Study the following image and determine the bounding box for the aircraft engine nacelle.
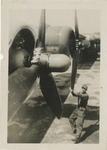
[45,27,75,57]
[9,27,74,74]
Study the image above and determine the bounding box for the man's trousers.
[69,108,85,139]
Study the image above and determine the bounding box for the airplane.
[78,33,100,61]
[8,9,81,122]
[83,33,100,50]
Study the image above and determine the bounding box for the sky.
[46,9,100,34]
[9,9,100,38]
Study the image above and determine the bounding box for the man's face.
[81,87,86,93]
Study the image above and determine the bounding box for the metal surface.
[8,65,39,120]
[37,9,45,48]
[40,73,62,119]
[46,27,75,56]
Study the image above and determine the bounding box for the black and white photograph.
[1,0,107,149]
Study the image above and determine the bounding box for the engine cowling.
[45,26,75,57]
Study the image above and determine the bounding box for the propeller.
[71,10,79,90]
[39,10,62,119]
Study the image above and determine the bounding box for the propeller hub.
[31,47,43,64]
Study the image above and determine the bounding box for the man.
[69,84,89,143]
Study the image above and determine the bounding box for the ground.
[8,55,100,144]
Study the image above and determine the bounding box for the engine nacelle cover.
[45,26,75,57]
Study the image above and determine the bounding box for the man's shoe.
[71,135,76,141]
[75,137,80,143]
[71,136,80,144]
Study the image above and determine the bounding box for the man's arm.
[71,89,89,99]
[71,89,79,97]
[78,93,89,99]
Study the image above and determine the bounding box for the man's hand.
[70,88,78,97]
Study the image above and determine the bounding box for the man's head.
[81,84,88,93]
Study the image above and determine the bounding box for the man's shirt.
[72,91,89,108]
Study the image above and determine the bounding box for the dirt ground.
[8,56,100,144]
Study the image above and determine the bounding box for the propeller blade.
[37,9,62,118]
[40,72,62,119]
[71,10,79,90]
[71,49,79,90]
[75,10,79,40]
[8,65,39,120]
[37,9,45,48]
